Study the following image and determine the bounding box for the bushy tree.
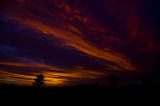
[33,74,44,88]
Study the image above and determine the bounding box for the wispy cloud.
[1,0,158,86]
[0,61,104,86]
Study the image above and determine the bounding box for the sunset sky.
[0,0,159,86]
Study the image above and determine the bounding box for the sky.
[0,0,159,86]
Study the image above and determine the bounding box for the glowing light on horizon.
[0,61,105,86]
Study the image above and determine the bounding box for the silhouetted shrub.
[33,74,44,88]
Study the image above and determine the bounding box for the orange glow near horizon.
[0,61,105,86]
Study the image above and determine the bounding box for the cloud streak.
[0,61,104,86]
[0,0,158,86]
[12,18,134,70]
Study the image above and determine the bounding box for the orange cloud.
[0,62,63,71]
[0,62,104,86]
[0,71,67,86]
[11,18,135,71]
[4,0,136,71]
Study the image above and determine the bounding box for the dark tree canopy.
[33,74,44,88]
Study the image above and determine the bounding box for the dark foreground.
[0,83,160,100]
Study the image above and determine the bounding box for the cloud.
[0,61,104,86]
[12,17,135,71]
[1,0,158,86]
[2,0,136,71]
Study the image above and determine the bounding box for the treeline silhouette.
[0,74,160,98]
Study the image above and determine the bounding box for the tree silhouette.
[33,74,44,88]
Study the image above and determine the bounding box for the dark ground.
[0,84,160,105]
[0,81,160,99]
